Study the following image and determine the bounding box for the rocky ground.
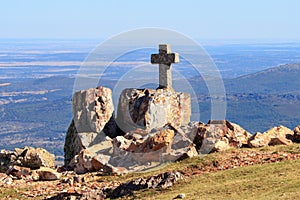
[1,144,300,199]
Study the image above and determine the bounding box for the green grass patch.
[133,159,300,200]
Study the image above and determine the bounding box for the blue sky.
[1,0,300,40]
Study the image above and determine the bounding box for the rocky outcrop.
[116,88,191,133]
[64,85,300,175]
[64,86,195,173]
[0,146,55,172]
[0,146,60,182]
[193,120,251,153]
[64,87,118,166]
[248,126,294,148]
[13,146,55,169]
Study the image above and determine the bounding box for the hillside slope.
[226,63,300,94]
[1,144,299,199]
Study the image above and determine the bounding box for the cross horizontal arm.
[151,53,179,65]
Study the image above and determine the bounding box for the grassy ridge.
[135,159,299,200]
[129,144,300,200]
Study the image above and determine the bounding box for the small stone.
[36,167,61,181]
[3,176,13,185]
[31,170,40,181]
[73,175,84,183]
[175,193,186,199]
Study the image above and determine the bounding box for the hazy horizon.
[1,1,300,40]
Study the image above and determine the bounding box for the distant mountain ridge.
[226,63,300,94]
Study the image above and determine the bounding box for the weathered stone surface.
[1,147,55,170]
[294,126,300,142]
[127,129,174,153]
[31,170,40,181]
[17,146,55,169]
[64,85,194,172]
[175,193,186,199]
[248,126,293,148]
[68,125,200,174]
[36,167,61,181]
[6,165,31,179]
[214,137,230,152]
[164,145,198,161]
[110,171,184,198]
[116,88,191,133]
[72,86,115,134]
[194,120,251,153]
[0,173,12,185]
[151,44,179,89]
[70,149,95,174]
[179,121,203,142]
[247,132,269,148]
[70,149,128,175]
[64,86,118,166]
[0,150,13,173]
[64,120,82,166]
[266,126,294,146]
[0,146,55,172]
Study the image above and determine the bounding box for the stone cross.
[151,44,179,89]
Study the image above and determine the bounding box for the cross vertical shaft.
[151,44,179,90]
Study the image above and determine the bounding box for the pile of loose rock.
[65,119,300,175]
[0,146,60,182]
[63,86,300,175]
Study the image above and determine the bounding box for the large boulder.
[72,86,115,134]
[0,150,13,173]
[36,167,61,181]
[64,87,118,166]
[193,120,251,153]
[13,146,55,169]
[116,88,191,133]
[294,126,300,142]
[248,125,294,148]
[247,132,269,148]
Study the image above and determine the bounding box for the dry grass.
[133,158,300,200]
